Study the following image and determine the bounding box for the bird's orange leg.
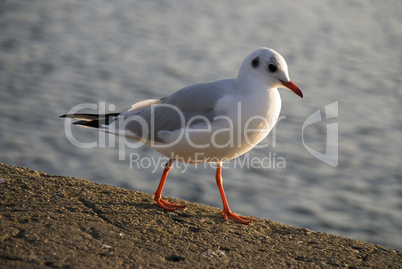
[215,164,255,224]
[153,159,186,211]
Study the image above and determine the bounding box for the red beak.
[279,79,303,98]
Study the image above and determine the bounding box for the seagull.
[61,47,303,224]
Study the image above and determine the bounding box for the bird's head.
[239,47,303,98]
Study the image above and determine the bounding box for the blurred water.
[1,0,401,249]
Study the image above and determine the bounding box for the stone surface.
[0,162,401,268]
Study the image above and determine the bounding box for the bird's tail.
[60,113,120,129]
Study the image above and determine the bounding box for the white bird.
[61,47,303,224]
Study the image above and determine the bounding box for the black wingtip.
[60,113,121,129]
[72,120,103,129]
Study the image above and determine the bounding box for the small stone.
[201,249,226,260]
[101,244,112,249]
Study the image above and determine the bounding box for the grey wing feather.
[110,79,233,141]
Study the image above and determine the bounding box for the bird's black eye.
[268,63,277,72]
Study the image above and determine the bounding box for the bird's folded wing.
[107,79,234,142]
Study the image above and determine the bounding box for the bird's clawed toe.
[155,197,186,211]
[222,209,255,225]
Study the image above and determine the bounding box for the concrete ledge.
[0,162,401,268]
